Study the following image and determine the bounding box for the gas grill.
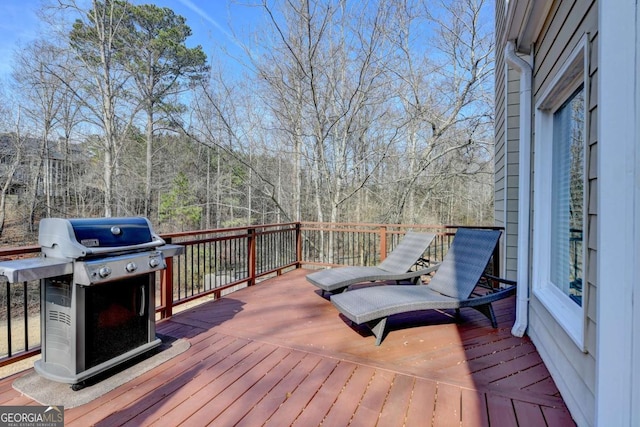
[0,217,182,387]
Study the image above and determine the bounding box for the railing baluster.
[6,280,11,358]
[190,244,194,297]
[23,281,28,351]
[177,249,183,301]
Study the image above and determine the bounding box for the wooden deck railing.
[157,223,301,318]
[0,222,501,368]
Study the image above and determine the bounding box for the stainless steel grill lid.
[0,217,182,283]
[39,217,165,259]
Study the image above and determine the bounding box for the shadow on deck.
[0,268,574,426]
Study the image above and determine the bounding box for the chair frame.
[330,229,516,345]
[306,231,437,295]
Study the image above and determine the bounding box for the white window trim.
[532,35,588,350]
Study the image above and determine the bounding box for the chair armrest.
[412,262,441,276]
[483,273,517,287]
[415,257,432,268]
[478,273,517,292]
[463,285,517,306]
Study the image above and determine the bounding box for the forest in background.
[0,0,495,245]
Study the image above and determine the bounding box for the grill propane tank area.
[0,217,183,389]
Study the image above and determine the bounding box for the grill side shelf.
[0,258,73,283]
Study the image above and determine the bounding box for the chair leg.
[368,317,388,346]
[472,304,498,328]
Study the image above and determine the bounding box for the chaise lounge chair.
[306,231,437,295]
[330,228,516,345]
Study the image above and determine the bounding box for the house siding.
[494,0,520,281]
[494,0,506,232]
[504,74,520,282]
[529,1,598,426]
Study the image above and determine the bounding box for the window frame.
[532,35,589,350]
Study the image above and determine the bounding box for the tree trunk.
[145,108,153,218]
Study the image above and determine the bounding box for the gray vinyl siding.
[585,32,598,361]
[504,73,520,281]
[494,1,520,281]
[527,1,598,426]
[493,0,519,280]
[494,0,506,236]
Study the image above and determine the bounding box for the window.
[533,36,588,348]
[551,86,585,306]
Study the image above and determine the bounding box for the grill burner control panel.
[74,250,167,285]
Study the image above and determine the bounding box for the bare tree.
[53,56,83,216]
[379,0,495,223]
[249,1,397,225]
[42,0,137,217]
[11,39,68,226]
[0,89,25,237]
[185,74,292,227]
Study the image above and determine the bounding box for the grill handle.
[83,240,164,256]
[139,285,146,316]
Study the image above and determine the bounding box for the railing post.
[379,226,387,261]
[248,227,256,286]
[160,237,174,319]
[296,222,302,268]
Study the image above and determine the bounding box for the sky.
[0,0,261,82]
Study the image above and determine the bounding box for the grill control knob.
[126,262,138,272]
[98,266,111,278]
[149,258,160,268]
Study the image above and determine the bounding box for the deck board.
[350,369,394,426]
[461,388,489,427]
[261,357,339,427]
[290,360,355,427]
[377,373,414,427]
[236,353,323,427]
[404,377,437,426]
[486,394,519,427]
[0,268,574,426]
[320,364,376,426]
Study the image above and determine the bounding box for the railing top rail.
[300,221,443,229]
[300,223,503,235]
[0,223,505,257]
[0,245,40,259]
[171,225,297,246]
[161,222,299,239]
[0,223,504,257]
[301,221,501,229]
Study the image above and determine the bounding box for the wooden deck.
[0,268,574,426]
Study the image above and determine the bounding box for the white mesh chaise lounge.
[330,228,516,345]
[306,231,437,295]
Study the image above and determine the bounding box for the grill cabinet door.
[84,275,153,369]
